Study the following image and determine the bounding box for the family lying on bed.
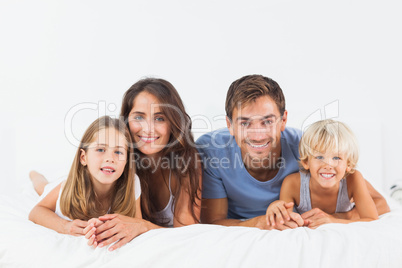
[28,75,390,251]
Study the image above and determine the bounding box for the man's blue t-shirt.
[196,127,301,219]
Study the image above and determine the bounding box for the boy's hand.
[266,201,305,230]
[301,208,336,229]
[266,201,293,227]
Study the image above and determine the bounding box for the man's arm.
[201,198,270,229]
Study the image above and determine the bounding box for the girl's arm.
[95,214,162,251]
[28,182,87,235]
[85,194,144,247]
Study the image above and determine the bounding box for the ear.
[280,110,288,132]
[80,149,87,166]
[301,159,309,171]
[226,116,234,136]
[346,165,352,173]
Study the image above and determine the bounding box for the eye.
[132,115,143,121]
[263,119,274,126]
[115,150,125,155]
[333,156,341,160]
[155,116,165,122]
[315,155,324,160]
[96,148,105,153]
[240,121,249,127]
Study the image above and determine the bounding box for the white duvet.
[1,186,402,268]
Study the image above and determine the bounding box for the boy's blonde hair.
[299,119,359,175]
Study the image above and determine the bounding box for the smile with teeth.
[247,142,269,148]
[101,168,115,174]
[320,173,335,179]
[139,136,159,143]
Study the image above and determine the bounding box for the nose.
[322,159,336,169]
[141,118,155,134]
[105,150,115,163]
[246,124,269,142]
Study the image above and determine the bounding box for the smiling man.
[196,75,302,229]
[196,74,389,230]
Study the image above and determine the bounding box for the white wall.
[1,0,401,194]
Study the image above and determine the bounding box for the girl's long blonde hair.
[60,116,136,220]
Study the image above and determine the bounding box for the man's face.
[227,95,287,167]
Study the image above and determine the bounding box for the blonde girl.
[29,116,141,247]
[266,119,379,228]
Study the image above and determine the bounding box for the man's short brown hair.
[225,74,286,120]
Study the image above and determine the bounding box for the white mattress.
[1,186,402,268]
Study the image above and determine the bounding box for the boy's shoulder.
[283,172,302,188]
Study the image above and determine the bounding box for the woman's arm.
[28,182,87,235]
[173,163,202,227]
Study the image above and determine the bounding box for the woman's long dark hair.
[121,78,200,225]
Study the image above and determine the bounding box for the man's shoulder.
[196,128,232,146]
[281,127,302,145]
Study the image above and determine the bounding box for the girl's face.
[128,91,171,157]
[302,150,351,189]
[80,128,128,190]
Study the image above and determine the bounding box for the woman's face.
[128,91,171,157]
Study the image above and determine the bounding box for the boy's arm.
[29,183,87,235]
[275,173,305,228]
[333,171,390,220]
[346,172,378,221]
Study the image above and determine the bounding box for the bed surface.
[1,186,402,268]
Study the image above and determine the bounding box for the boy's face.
[226,95,287,168]
[301,150,351,188]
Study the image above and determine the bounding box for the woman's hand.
[95,214,157,251]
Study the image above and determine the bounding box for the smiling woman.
[119,78,202,228]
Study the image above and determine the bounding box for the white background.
[1,0,401,194]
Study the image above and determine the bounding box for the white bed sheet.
[1,186,402,268]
